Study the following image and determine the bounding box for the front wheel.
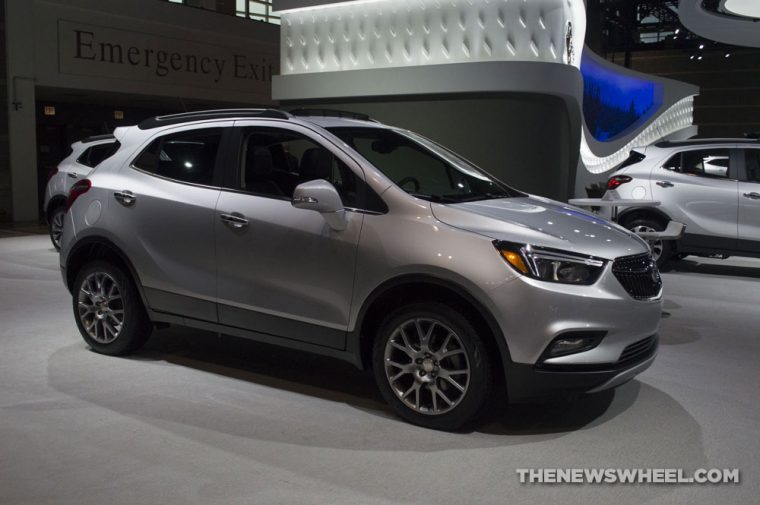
[72,261,152,356]
[626,218,674,268]
[372,303,493,430]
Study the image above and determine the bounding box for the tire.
[48,205,66,251]
[625,217,674,268]
[72,260,152,356]
[372,302,493,431]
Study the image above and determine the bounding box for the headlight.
[495,241,606,285]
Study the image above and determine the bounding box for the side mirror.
[291,179,347,231]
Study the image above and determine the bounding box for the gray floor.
[1,233,758,505]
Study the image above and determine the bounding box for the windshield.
[327,127,522,203]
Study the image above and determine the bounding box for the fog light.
[542,332,606,360]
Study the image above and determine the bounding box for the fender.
[347,273,513,374]
[64,236,151,311]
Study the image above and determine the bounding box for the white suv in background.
[605,139,760,266]
[43,135,119,249]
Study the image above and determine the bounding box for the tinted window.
[745,149,760,183]
[662,153,681,171]
[132,129,222,186]
[238,127,363,207]
[328,127,520,203]
[666,149,731,178]
[77,142,120,168]
[618,151,646,170]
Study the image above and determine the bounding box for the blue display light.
[581,52,664,142]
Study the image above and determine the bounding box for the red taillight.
[46,168,59,183]
[66,179,92,211]
[607,175,632,190]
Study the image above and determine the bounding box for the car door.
[214,122,367,349]
[650,147,739,247]
[107,123,231,322]
[738,147,760,251]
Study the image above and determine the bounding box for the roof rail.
[138,109,291,130]
[81,134,116,144]
[289,108,375,122]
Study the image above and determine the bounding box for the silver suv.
[60,109,661,430]
[605,139,760,266]
[43,135,119,250]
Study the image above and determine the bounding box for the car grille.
[618,335,658,366]
[612,253,662,300]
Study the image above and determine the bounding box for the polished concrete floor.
[1,232,759,505]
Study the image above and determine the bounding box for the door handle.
[220,213,249,229]
[113,190,136,207]
[67,172,79,179]
[656,181,674,188]
[743,192,760,200]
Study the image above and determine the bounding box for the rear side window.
[663,149,731,179]
[132,129,222,186]
[76,142,120,168]
[744,149,760,183]
[618,151,646,170]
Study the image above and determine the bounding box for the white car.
[43,135,119,249]
[605,138,760,266]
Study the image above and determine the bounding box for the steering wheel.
[397,176,421,193]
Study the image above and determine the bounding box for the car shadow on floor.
[663,258,760,279]
[131,325,627,436]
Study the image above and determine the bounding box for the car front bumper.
[505,335,658,401]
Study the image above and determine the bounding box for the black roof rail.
[138,109,290,130]
[289,108,375,122]
[81,134,116,144]
[654,138,759,148]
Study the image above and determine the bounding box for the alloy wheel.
[383,318,470,416]
[77,272,125,344]
[50,210,64,249]
[631,225,664,262]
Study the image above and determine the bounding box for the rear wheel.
[372,302,493,430]
[48,206,65,251]
[72,261,152,356]
[625,218,674,268]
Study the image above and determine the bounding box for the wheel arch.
[617,206,672,228]
[45,196,68,223]
[65,236,149,310]
[350,275,511,380]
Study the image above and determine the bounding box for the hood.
[431,195,649,260]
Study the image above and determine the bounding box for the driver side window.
[238,127,360,207]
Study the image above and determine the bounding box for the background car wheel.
[625,218,674,268]
[72,261,152,356]
[48,206,65,251]
[372,302,493,431]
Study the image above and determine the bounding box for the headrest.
[249,148,273,177]
[300,147,333,180]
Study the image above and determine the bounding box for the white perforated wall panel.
[580,97,696,174]
[280,0,586,75]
